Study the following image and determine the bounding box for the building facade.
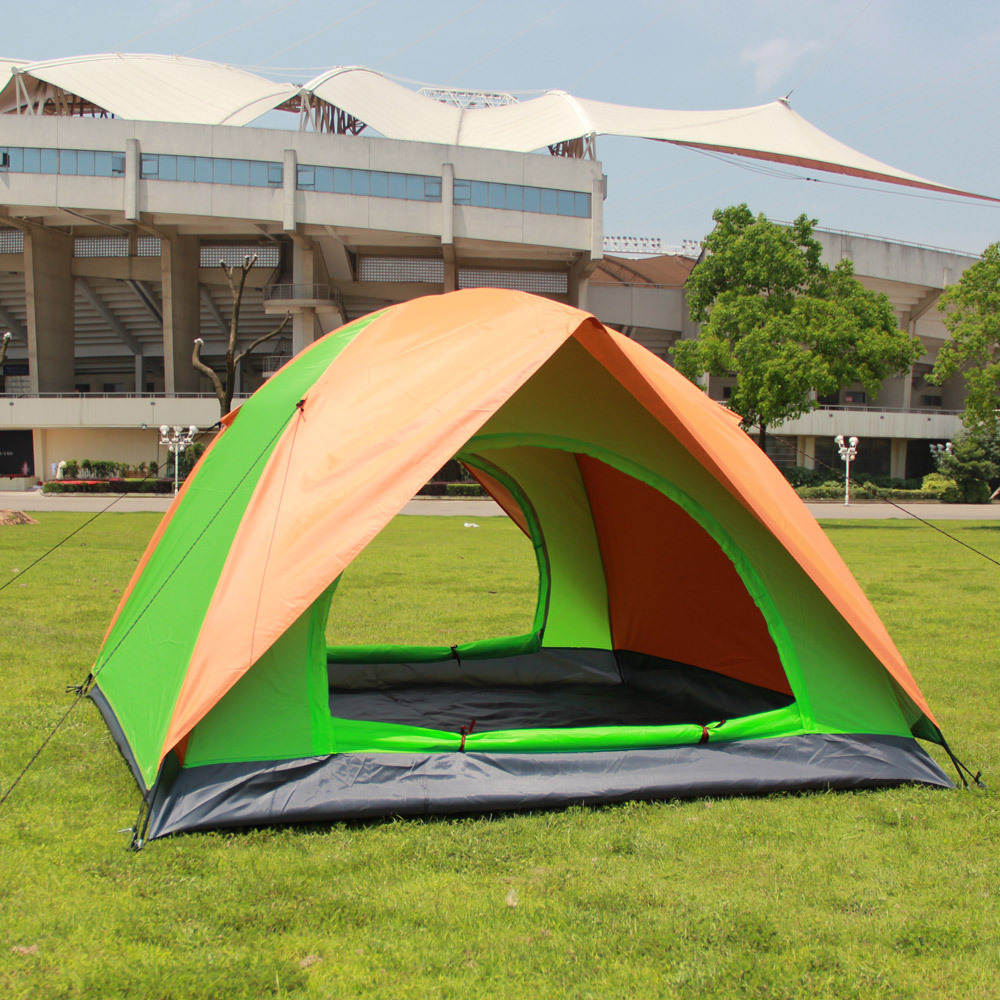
[590,233,973,481]
[0,55,980,485]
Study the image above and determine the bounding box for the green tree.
[932,424,1000,503]
[930,242,1000,429]
[672,205,922,451]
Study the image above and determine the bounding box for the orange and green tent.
[90,288,952,840]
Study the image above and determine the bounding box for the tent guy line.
[0,417,286,820]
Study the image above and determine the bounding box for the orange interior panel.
[577,454,791,694]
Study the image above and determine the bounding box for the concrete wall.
[777,407,963,440]
[813,230,976,288]
[586,284,685,331]
[3,395,225,430]
[39,427,163,474]
[0,115,599,253]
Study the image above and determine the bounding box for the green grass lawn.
[1,513,998,999]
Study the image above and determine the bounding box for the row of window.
[0,147,592,218]
[0,146,125,176]
[140,154,283,187]
[454,179,591,218]
[296,164,442,202]
[293,168,590,217]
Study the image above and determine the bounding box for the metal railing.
[0,392,251,400]
[589,280,681,290]
[773,221,981,260]
[812,403,963,416]
[262,355,291,374]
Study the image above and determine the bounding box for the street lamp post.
[159,424,198,495]
[929,441,953,466]
[834,435,859,506]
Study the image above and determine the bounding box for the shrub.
[794,484,941,501]
[61,460,79,479]
[853,472,922,491]
[433,459,465,482]
[795,485,844,499]
[781,466,828,488]
[445,482,486,497]
[42,479,172,495]
[963,478,992,503]
[921,473,962,502]
[178,442,206,479]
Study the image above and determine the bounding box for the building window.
[141,153,283,188]
[297,164,442,203]
[201,244,281,268]
[453,178,590,218]
[358,257,445,282]
[458,269,568,293]
[1,145,124,177]
[0,229,24,253]
[74,237,129,258]
[921,395,943,407]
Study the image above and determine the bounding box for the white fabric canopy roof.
[0,53,296,125]
[0,55,990,202]
[0,58,26,88]
[307,69,992,201]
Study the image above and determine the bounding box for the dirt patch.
[0,510,38,526]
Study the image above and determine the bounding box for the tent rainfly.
[91,289,953,841]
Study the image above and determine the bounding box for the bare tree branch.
[192,337,225,408]
[0,332,11,367]
[223,254,256,359]
[234,313,290,366]
[195,255,294,417]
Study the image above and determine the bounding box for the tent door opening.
[323,448,797,753]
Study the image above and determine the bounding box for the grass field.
[1,512,998,999]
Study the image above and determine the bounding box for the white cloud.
[740,37,822,94]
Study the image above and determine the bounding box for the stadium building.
[0,54,985,484]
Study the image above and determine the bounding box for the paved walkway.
[4,490,1000,520]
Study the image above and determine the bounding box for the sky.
[5,0,1000,255]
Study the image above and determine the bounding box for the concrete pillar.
[135,353,144,393]
[291,239,317,354]
[283,149,297,232]
[32,429,46,484]
[799,436,816,470]
[590,175,604,268]
[567,268,580,307]
[24,226,75,392]
[890,438,908,479]
[441,163,457,292]
[124,138,140,221]
[161,233,201,392]
[901,356,915,411]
